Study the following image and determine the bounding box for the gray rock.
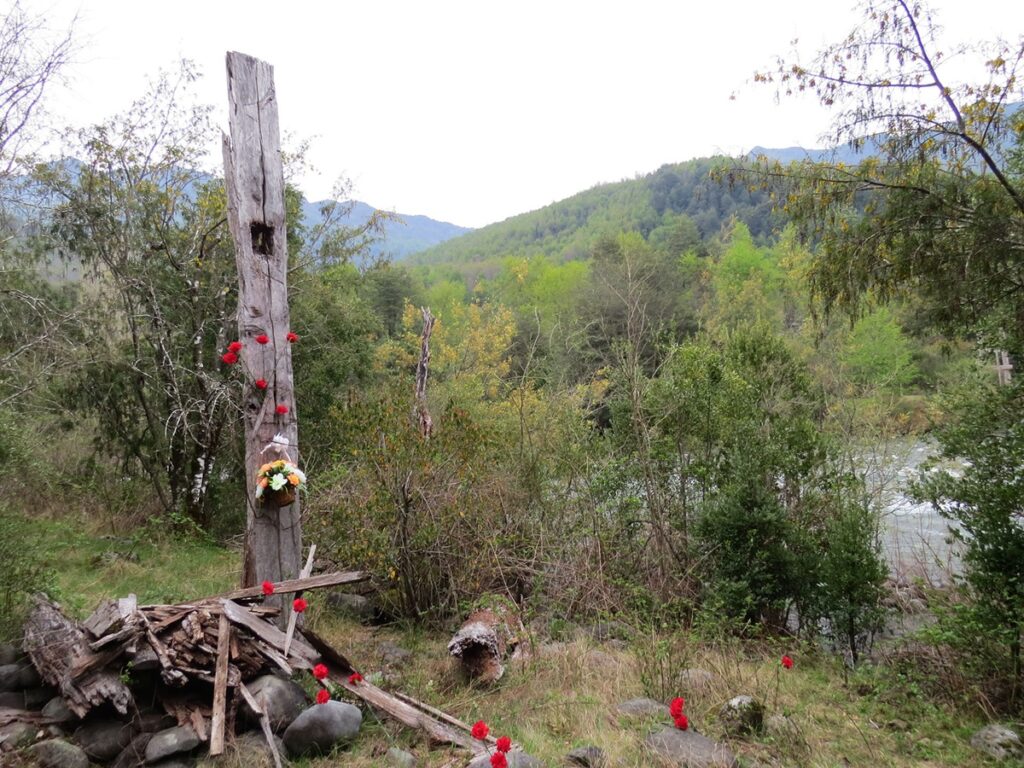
[677,668,717,692]
[644,727,738,768]
[970,724,1023,761]
[0,690,23,708]
[386,746,417,767]
[719,695,764,736]
[283,700,362,757]
[0,643,21,665]
[30,738,90,768]
[615,697,666,718]
[0,720,39,749]
[112,732,154,768]
[567,744,607,766]
[23,685,57,708]
[241,674,309,732]
[327,592,376,621]
[379,641,414,668]
[585,650,618,672]
[41,696,77,723]
[468,751,543,768]
[74,719,136,760]
[0,660,40,691]
[229,731,286,767]
[145,725,201,763]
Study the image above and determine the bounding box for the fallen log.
[23,595,133,718]
[447,602,529,684]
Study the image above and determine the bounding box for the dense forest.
[2,1,1024,766]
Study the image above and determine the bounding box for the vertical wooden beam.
[222,51,302,626]
[208,613,231,756]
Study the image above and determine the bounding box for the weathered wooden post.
[222,51,302,625]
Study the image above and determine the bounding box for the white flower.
[291,468,307,484]
[270,474,287,491]
[255,484,264,498]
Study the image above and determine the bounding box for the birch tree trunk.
[222,51,301,626]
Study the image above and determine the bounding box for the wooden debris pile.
[12,566,495,765]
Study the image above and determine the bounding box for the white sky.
[23,0,1024,228]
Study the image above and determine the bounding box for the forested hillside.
[409,157,780,268]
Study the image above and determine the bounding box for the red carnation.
[261,580,274,596]
[348,672,363,685]
[669,696,685,719]
[276,404,288,414]
[471,720,489,740]
[227,340,243,353]
[490,753,508,768]
[316,688,330,705]
[313,663,328,681]
[255,334,269,345]
[286,331,299,343]
[292,597,307,613]
[674,713,689,731]
[255,378,268,390]
[221,352,238,365]
[495,735,512,753]
[781,655,794,669]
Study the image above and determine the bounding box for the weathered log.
[22,595,132,718]
[223,50,302,626]
[447,605,528,684]
[209,613,231,756]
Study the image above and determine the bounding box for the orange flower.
[288,474,300,486]
[259,478,269,488]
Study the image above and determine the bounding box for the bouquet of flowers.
[255,459,306,506]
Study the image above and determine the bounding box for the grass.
[6,517,1018,768]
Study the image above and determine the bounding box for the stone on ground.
[42,695,76,723]
[567,744,607,766]
[616,697,666,718]
[242,673,309,732]
[112,731,153,768]
[645,726,738,768]
[719,695,764,735]
[282,700,362,757]
[677,669,716,692]
[970,724,1023,761]
[386,746,417,767]
[0,721,40,749]
[144,725,201,763]
[74,719,135,760]
[30,737,90,768]
[0,660,41,691]
[327,592,376,622]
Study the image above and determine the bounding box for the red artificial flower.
[674,713,689,731]
[276,404,289,414]
[781,655,794,669]
[490,753,508,768]
[292,597,307,613]
[286,331,299,343]
[261,580,274,596]
[471,720,489,740]
[221,352,238,365]
[316,688,330,705]
[255,334,269,345]
[255,378,268,390]
[348,672,363,685]
[495,735,512,753]
[313,663,329,681]
[227,340,243,353]
[670,696,685,719]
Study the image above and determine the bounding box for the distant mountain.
[408,156,780,267]
[300,198,471,261]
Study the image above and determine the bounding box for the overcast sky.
[23,0,1024,228]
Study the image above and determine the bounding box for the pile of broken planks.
[13,566,498,766]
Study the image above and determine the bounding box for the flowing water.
[861,437,963,584]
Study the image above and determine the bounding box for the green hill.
[409,156,779,266]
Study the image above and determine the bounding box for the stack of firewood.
[5,567,498,766]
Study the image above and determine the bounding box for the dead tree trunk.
[414,306,434,439]
[446,602,529,684]
[222,51,301,626]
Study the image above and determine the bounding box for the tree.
[748,0,1024,352]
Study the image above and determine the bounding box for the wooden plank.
[301,627,485,754]
[196,570,367,603]
[282,545,315,656]
[209,613,231,756]
[223,50,302,626]
[218,599,316,665]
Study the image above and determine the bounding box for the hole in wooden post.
[250,222,274,255]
